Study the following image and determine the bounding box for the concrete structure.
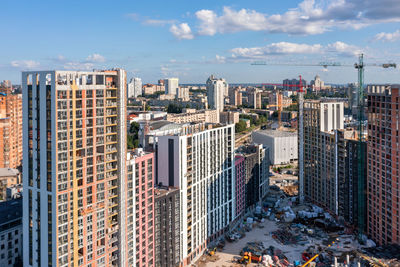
[238,144,270,209]
[0,198,22,266]
[310,75,325,91]
[143,84,165,95]
[337,129,367,231]
[176,87,189,101]
[367,84,400,245]
[252,130,298,165]
[0,91,22,169]
[220,111,239,125]
[6,183,22,200]
[22,69,127,267]
[207,75,228,112]
[234,155,245,219]
[127,77,142,98]
[166,109,219,124]
[283,78,306,91]
[165,78,179,96]
[157,123,235,266]
[229,87,242,106]
[124,149,155,266]
[248,88,262,109]
[0,168,20,201]
[154,186,180,267]
[301,99,344,215]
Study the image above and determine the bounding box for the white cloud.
[182,0,400,38]
[230,41,362,59]
[10,60,40,69]
[374,29,400,42]
[215,55,226,63]
[86,53,105,63]
[169,23,194,40]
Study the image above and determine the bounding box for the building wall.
[0,93,22,169]
[367,85,400,245]
[166,110,219,124]
[22,70,126,267]
[207,76,227,112]
[234,155,245,218]
[251,131,298,165]
[154,187,180,267]
[157,124,235,266]
[165,78,179,96]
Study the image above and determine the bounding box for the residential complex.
[0,198,22,266]
[0,90,22,169]
[166,109,219,124]
[207,75,228,112]
[154,186,180,267]
[234,155,245,220]
[127,77,142,98]
[157,123,235,265]
[367,84,400,245]
[165,78,179,96]
[22,70,127,267]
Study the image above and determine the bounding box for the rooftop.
[0,168,19,177]
[0,198,22,226]
[154,185,179,198]
[254,129,298,138]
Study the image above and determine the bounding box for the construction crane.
[252,55,396,241]
[301,238,339,267]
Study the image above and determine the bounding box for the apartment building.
[220,111,239,125]
[337,129,367,231]
[0,90,22,169]
[165,78,179,96]
[127,77,142,98]
[238,144,270,209]
[301,99,344,214]
[229,87,242,107]
[234,155,245,220]
[247,88,262,109]
[123,149,155,267]
[157,123,235,266]
[22,69,127,267]
[166,109,219,124]
[154,186,180,267]
[207,75,228,112]
[367,85,400,245]
[0,198,22,266]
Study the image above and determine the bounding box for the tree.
[235,120,247,133]
[128,121,140,149]
[167,103,182,113]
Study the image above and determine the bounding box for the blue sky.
[1,0,400,84]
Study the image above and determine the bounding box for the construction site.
[195,185,399,267]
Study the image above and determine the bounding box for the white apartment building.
[127,77,142,98]
[22,70,127,267]
[157,123,235,266]
[207,75,228,112]
[165,78,179,96]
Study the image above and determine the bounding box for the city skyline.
[1,0,400,84]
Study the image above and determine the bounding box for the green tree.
[167,103,182,113]
[235,120,247,133]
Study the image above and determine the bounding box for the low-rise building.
[0,168,19,201]
[0,198,22,266]
[154,186,180,267]
[252,130,298,165]
[166,109,219,124]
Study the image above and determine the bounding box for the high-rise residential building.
[165,78,179,96]
[22,69,127,267]
[367,84,400,245]
[156,123,235,266]
[0,90,22,169]
[283,78,307,91]
[247,88,262,109]
[127,77,142,98]
[310,75,325,91]
[336,129,367,231]
[154,186,180,267]
[229,87,242,106]
[123,149,154,267]
[301,99,344,214]
[238,144,270,209]
[234,155,245,220]
[207,75,228,112]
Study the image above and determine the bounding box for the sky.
[1,0,400,85]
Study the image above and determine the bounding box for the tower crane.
[252,55,396,242]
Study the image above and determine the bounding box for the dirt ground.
[197,218,359,267]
